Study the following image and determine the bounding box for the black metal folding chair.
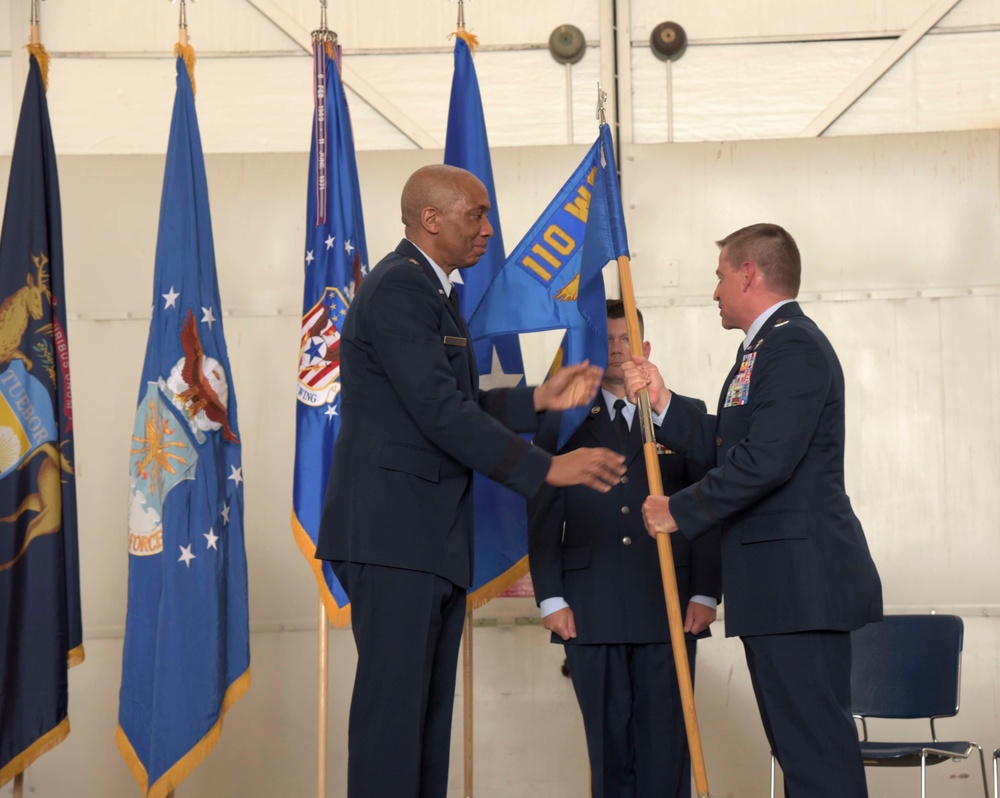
[769,615,988,797]
[850,614,988,797]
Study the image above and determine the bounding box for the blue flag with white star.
[292,40,368,626]
[444,33,533,603]
[116,58,250,798]
[0,50,84,791]
[469,124,627,449]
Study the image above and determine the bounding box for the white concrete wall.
[1,128,999,796]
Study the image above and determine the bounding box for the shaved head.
[401,164,483,230]
[400,164,493,273]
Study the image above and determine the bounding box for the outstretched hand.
[534,361,604,412]
[546,447,626,493]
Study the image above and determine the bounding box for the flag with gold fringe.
[291,37,368,626]
[0,45,84,791]
[116,54,250,798]
[444,31,534,606]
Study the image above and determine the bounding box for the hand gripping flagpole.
[599,86,712,798]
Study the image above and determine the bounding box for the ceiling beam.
[242,0,438,149]
[799,0,965,137]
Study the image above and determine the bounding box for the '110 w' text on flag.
[469,124,629,450]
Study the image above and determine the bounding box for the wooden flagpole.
[617,257,711,798]
[317,597,329,798]
[462,607,474,797]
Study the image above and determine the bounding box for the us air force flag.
[116,58,250,798]
[292,39,368,626]
[444,32,531,603]
[0,50,83,790]
[468,124,628,448]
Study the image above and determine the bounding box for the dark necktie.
[448,287,461,315]
[612,399,630,451]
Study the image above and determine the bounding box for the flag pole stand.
[617,255,711,798]
[462,607,474,797]
[13,773,23,798]
[317,596,329,798]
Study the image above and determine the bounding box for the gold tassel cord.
[174,42,197,97]
[449,29,480,54]
[27,43,50,91]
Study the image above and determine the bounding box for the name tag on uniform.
[724,351,756,407]
[443,336,468,347]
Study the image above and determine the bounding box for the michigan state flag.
[469,124,627,449]
[291,38,368,626]
[0,49,83,791]
[116,57,250,798]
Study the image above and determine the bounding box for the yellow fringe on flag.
[0,716,70,790]
[291,510,353,628]
[466,555,531,610]
[27,43,50,91]
[174,42,197,97]
[449,29,480,54]
[116,668,251,798]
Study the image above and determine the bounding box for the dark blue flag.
[0,50,83,791]
[444,33,532,602]
[291,40,368,626]
[469,124,628,449]
[116,58,250,798]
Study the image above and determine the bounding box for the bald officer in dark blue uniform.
[633,224,882,798]
[316,164,626,798]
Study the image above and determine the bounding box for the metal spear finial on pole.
[170,0,193,48]
[456,0,465,31]
[596,83,608,126]
[30,0,44,46]
[312,0,337,46]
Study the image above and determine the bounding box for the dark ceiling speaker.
[650,21,687,62]
[548,24,587,65]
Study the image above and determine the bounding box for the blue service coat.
[529,399,722,645]
[315,239,551,588]
[662,302,882,637]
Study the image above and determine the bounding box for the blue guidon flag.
[116,56,250,798]
[0,48,83,790]
[291,37,368,626]
[469,124,628,449]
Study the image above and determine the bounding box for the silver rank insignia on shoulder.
[773,319,789,327]
[408,258,420,266]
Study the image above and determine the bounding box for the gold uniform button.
[620,476,629,485]
[621,506,630,515]
[622,536,632,546]
[715,435,722,446]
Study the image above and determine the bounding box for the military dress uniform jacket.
[315,239,551,589]
[661,302,882,638]
[528,399,722,645]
